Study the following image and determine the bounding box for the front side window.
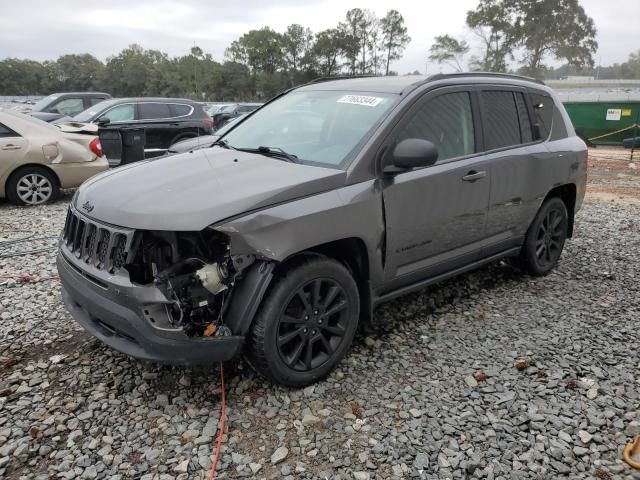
[481,91,523,150]
[397,91,475,162]
[103,104,135,123]
[139,103,171,120]
[51,98,84,116]
[222,91,396,168]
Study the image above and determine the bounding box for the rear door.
[137,102,174,153]
[381,86,491,291]
[0,122,29,186]
[480,88,552,256]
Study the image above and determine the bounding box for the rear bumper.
[57,251,244,365]
[52,158,109,189]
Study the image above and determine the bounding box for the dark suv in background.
[28,92,112,122]
[58,73,587,386]
[211,102,262,129]
[70,98,213,161]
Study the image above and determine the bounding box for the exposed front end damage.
[125,229,258,337]
[57,205,274,364]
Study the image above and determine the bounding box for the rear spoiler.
[56,121,99,135]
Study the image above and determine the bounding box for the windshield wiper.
[255,146,300,163]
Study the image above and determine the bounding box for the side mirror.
[97,116,111,126]
[384,138,438,174]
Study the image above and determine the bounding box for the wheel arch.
[543,183,577,238]
[225,237,373,335]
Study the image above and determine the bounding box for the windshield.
[221,91,396,168]
[73,98,121,122]
[31,94,59,112]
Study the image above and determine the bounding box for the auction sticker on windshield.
[337,95,384,107]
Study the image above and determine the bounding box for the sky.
[1,0,638,73]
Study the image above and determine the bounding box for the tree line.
[1,1,638,101]
[0,8,410,101]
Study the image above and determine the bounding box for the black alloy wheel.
[276,278,349,372]
[520,197,568,276]
[247,257,360,387]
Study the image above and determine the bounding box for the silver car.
[57,74,587,386]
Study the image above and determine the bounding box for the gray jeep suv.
[57,73,587,386]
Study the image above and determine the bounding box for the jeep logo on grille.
[82,201,94,213]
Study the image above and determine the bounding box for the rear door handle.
[462,170,486,182]
[1,144,21,151]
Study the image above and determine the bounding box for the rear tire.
[246,257,360,387]
[6,166,59,206]
[519,197,568,276]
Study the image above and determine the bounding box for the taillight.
[89,137,103,158]
[203,118,214,130]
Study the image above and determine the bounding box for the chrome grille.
[61,207,134,273]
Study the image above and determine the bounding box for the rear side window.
[481,91,522,150]
[397,91,475,161]
[139,103,171,120]
[170,104,193,117]
[89,97,108,106]
[529,92,553,139]
[0,123,19,138]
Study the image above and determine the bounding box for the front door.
[381,88,490,292]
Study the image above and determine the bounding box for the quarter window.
[139,103,171,120]
[529,92,553,140]
[481,91,523,150]
[0,123,19,138]
[397,91,475,162]
[170,104,192,117]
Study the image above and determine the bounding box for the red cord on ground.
[0,273,60,283]
[209,362,226,480]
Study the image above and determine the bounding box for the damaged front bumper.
[56,205,274,365]
[58,251,244,364]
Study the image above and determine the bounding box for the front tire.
[246,257,360,387]
[6,167,59,206]
[519,197,568,276]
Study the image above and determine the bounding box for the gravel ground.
[1,159,640,479]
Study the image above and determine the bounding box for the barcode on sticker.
[337,95,384,107]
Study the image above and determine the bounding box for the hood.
[168,134,219,154]
[75,147,347,231]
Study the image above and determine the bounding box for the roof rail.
[306,75,378,85]
[427,72,545,85]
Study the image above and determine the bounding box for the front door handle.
[1,144,21,151]
[462,170,486,182]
